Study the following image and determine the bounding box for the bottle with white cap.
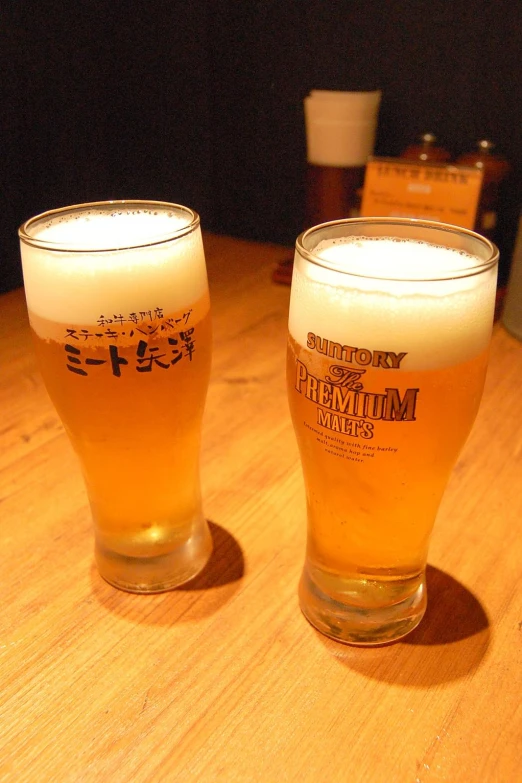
[303,90,381,228]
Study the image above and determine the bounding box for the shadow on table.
[320,565,491,686]
[90,520,245,626]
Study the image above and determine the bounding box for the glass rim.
[295,217,499,282]
[18,200,200,253]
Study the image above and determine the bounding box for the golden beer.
[287,219,498,644]
[19,202,212,592]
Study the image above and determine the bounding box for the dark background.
[2,0,521,293]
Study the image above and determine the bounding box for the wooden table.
[1,234,521,783]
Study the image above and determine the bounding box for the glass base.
[95,518,212,594]
[299,565,427,646]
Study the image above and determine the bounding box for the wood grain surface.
[1,234,521,783]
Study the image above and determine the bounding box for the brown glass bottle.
[456,140,511,239]
[304,164,364,228]
[400,133,452,163]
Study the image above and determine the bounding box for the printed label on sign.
[360,157,483,229]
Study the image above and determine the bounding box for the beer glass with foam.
[19,201,212,593]
[287,218,498,644]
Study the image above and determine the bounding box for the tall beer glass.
[287,218,498,644]
[19,201,212,593]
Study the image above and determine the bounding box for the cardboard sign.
[360,157,483,229]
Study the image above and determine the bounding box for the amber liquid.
[287,334,489,608]
[31,296,212,573]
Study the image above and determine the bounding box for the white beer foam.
[21,207,208,326]
[289,237,497,370]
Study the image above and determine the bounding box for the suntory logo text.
[306,332,407,369]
